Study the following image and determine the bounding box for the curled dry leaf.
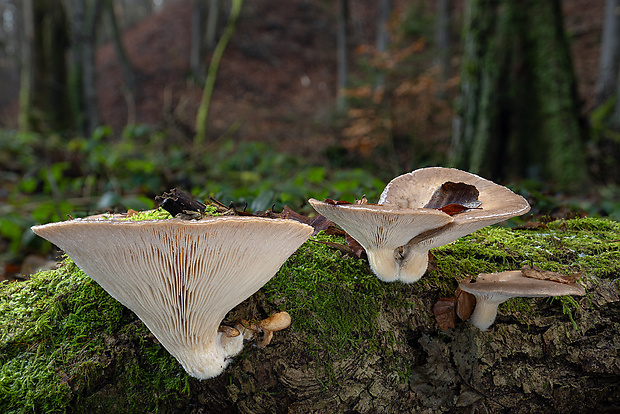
[434,297,457,332]
[455,287,476,322]
[424,181,482,215]
[324,198,352,205]
[521,265,582,285]
[438,203,482,216]
[345,232,367,259]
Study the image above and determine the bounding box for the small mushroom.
[255,311,292,348]
[31,216,312,379]
[459,270,586,331]
[310,167,530,283]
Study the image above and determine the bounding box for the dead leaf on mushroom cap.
[521,265,582,285]
[424,181,482,215]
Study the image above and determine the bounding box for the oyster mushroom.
[31,216,312,379]
[311,167,530,283]
[459,270,586,331]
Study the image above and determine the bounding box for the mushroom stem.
[218,329,245,359]
[367,247,400,282]
[468,295,510,331]
[396,248,430,283]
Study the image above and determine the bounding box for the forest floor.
[0,0,604,163]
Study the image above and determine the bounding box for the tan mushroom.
[308,200,453,282]
[255,311,292,348]
[31,216,312,379]
[459,270,586,331]
[310,167,530,283]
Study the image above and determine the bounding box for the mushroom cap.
[380,167,531,247]
[459,270,586,301]
[31,216,312,379]
[257,311,292,332]
[308,198,453,281]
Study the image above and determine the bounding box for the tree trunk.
[1,217,619,413]
[103,0,136,94]
[449,0,588,192]
[336,0,349,112]
[595,0,620,106]
[194,0,242,148]
[434,0,452,98]
[82,1,103,135]
[374,0,390,92]
[206,0,221,50]
[65,0,102,136]
[18,0,71,133]
[190,0,207,81]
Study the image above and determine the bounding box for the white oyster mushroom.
[31,216,312,379]
[310,167,530,283]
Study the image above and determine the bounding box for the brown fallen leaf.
[439,203,482,216]
[345,233,367,259]
[281,205,312,224]
[455,286,476,322]
[324,198,352,205]
[425,181,482,212]
[521,265,581,285]
[434,297,457,332]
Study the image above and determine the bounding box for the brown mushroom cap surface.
[31,216,313,379]
[459,270,586,298]
[459,270,586,331]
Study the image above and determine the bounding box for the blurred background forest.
[1,0,620,277]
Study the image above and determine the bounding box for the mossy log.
[1,218,619,413]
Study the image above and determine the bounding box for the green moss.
[123,207,172,220]
[263,231,409,380]
[0,217,617,412]
[0,258,187,413]
[431,217,620,280]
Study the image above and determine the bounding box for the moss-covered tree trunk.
[1,218,619,413]
[450,0,588,192]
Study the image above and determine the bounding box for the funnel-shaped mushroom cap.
[380,167,531,247]
[32,216,312,379]
[381,167,530,236]
[459,270,586,331]
[308,199,453,282]
[380,168,530,282]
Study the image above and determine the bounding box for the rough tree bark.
[449,0,588,192]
